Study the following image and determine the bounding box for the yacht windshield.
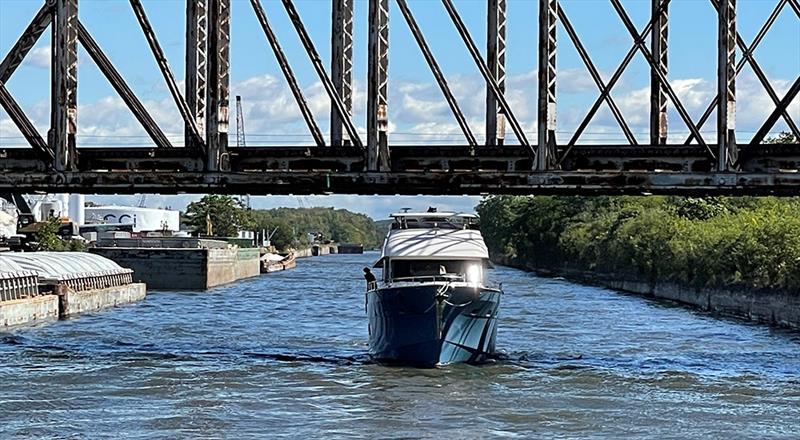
[389,259,483,282]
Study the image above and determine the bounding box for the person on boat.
[363,267,376,290]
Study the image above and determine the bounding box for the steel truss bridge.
[0,0,799,196]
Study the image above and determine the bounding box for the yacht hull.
[366,284,500,367]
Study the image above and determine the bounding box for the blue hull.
[366,284,501,367]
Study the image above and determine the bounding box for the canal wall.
[57,283,147,317]
[91,247,260,290]
[0,295,59,327]
[295,244,337,258]
[495,256,800,329]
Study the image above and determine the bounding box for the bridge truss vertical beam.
[650,0,668,145]
[186,0,207,150]
[51,0,78,171]
[486,0,506,146]
[206,0,230,171]
[331,0,353,147]
[367,0,390,171]
[537,0,557,171]
[717,0,737,170]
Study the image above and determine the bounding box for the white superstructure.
[84,206,180,232]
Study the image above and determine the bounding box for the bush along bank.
[477,196,800,328]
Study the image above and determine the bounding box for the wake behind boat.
[366,210,502,367]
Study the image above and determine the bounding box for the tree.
[183,195,251,237]
[765,132,798,144]
[33,217,65,251]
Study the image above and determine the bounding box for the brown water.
[1,253,799,439]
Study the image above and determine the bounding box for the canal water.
[1,253,799,438]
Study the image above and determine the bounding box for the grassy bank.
[477,196,800,293]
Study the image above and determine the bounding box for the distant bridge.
[0,0,798,195]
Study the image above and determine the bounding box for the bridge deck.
[1,144,798,195]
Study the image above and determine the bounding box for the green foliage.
[249,207,381,251]
[34,218,65,251]
[765,132,798,144]
[31,218,87,252]
[478,195,800,292]
[183,195,252,237]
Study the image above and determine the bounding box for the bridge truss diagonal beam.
[331,0,354,147]
[486,0,506,146]
[77,20,173,149]
[559,0,673,165]
[750,76,800,146]
[611,0,714,157]
[130,0,203,150]
[396,0,477,149]
[557,3,637,146]
[185,0,207,150]
[441,0,533,158]
[281,0,363,151]
[0,2,53,83]
[0,83,54,161]
[251,0,325,147]
[558,0,671,164]
[688,0,799,145]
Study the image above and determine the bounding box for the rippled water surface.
[1,253,799,439]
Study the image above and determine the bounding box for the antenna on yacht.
[401,207,411,213]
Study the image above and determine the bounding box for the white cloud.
[1,70,796,149]
[21,47,50,70]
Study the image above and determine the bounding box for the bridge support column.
[186,0,207,150]
[717,0,737,170]
[486,0,506,146]
[50,0,78,171]
[206,0,230,171]
[331,0,353,148]
[367,0,389,171]
[537,0,557,171]
[650,0,668,145]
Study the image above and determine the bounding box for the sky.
[0,0,798,218]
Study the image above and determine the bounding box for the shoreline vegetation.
[477,195,800,328]
[478,195,800,293]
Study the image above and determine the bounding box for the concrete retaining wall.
[0,295,59,328]
[59,283,147,317]
[295,244,337,258]
[91,247,260,290]
[496,256,800,329]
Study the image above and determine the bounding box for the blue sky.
[1,0,798,218]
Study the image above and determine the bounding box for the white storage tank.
[84,205,180,233]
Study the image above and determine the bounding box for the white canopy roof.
[0,252,130,281]
[376,228,488,265]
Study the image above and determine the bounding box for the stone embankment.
[496,256,800,329]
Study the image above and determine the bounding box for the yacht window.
[390,260,482,281]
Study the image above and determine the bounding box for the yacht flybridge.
[366,210,502,366]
